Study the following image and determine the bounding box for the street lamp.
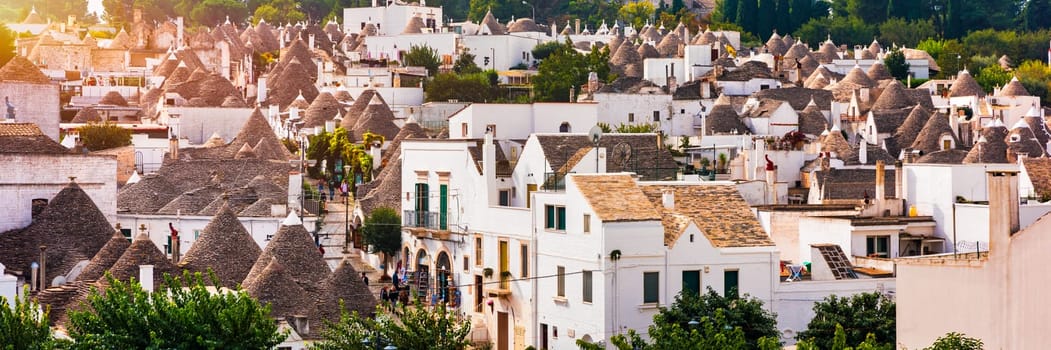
[343,164,351,253]
[521,1,535,20]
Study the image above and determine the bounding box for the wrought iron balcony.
[403,210,448,231]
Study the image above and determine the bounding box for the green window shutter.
[724,270,739,298]
[545,205,555,229]
[682,270,700,295]
[643,272,659,303]
[866,237,875,255]
[166,235,171,254]
[556,207,566,230]
[582,270,593,303]
[439,184,448,230]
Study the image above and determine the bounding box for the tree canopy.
[67,272,286,349]
[0,24,14,68]
[361,207,401,277]
[78,122,132,151]
[796,292,896,349]
[312,302,471,350]
[0,288,67,350]
[403,44,441,76]
[531,39,611,102]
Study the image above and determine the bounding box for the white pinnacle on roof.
[61,135,76,148]
[977,135,988,143]
[807,97,817,107]
[830,124,841,131]
[1026,105,1041,117]
[283,212,302,226]
[1011,119,1029,129]
[990,118,1006,128]
[820,128,830,136]
[127,171,142,185]
[368,94,383,105]
[294,90,306,102]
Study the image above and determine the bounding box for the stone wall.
[0,82,61,141]
[91,146,136,184]
[32,44,92,71]
[0,153,118,233]
[91,49,128,72]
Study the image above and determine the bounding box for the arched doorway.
[414,249,429,299]
[435,252,452,304]
[559,122,571,133]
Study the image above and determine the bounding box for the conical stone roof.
[0,56,51,84]
[77,229,132,282]
[872,80,912,110]
[637,43,660,59]
[99,91,129,106]
[867,62,893,81]
[655,32,682,58]
[481,10,506,35]
[319,258,378,322]
[243,259,319,320]
[340,89,379,131]
[948,70,985,97]
[243,219,330,298]
[178,201,262,288]
[963,125,1009,164]
[706,95,748,135]
[911,112,959,154]
[72,107,102,123]
[353,94,401,141]
[107,232,179,286]
[893,106,932,151]
[798,99,828,135]
[997,77,1030,97]
[0,181,115,283]
[303,92,341,129]
[840,66,876,88]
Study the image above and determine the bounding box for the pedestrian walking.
[361,272,369,286]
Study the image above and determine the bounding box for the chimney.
[859,139,868,164]
[661,189,675,209]
[289,171,303,214]
[290,106,300,120]
[176,17,184,46]
[372,0,377,7]
[268,104,278,122]
[875,160,886,205]
[667,63,677,93]
[484,132,498,205]
[0,263,16,309]
[170,226,180,263]
[139,265,154,292]
[587,72,598,94]
[169,135,179,160]
[309,34,315,50]
[38,245,47,291]
[987,170,1020,255]
[575,19,581,36]
[133,8,142,23]
[325,120,336,133]
[894,160,903,199]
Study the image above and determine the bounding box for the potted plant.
[483,267,494,278]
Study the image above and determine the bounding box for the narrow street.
[315,198,391,299]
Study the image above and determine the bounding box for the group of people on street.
[316,178,351,203]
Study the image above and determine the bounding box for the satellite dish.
[611,142,632,166]
[588,125,603,146]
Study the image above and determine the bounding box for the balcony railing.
[403,210,449,231]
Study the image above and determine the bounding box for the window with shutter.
[582,270,593,303]
[643,272,659,303]
[557,266,565,297]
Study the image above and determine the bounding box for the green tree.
[532,40,610,102]
[313,302,470,350]
[102,0,134,29]
[735,0,758,36]
[531,41,564,61]
[924,332,983,350]
[796,16,876,49]
[426,72,496,102]
[567,0,622,30]
[453,50,482,74]
[67,272,285,349]
[712,0,739,24]
[403,44,440,76]
[308,128,374,181]
[1021,0,1051,31]
[78,122,132,151]
[877,18,935,48]
[577,289,781,349]
[883,47,910,80]
[796,292,896,349]
[0,288,67,349]
[190,0,249,26]
[846,0,888,24]
[756,0,777,38]
[0,24,14,67]
[975,65,1011,93]
[618,1,655,29]
[253,0,306,25]
[361,207,402,279]
[1015,60,1051,106]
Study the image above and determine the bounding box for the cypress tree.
[736,0,758,35]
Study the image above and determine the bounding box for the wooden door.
[498,311,509,350]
